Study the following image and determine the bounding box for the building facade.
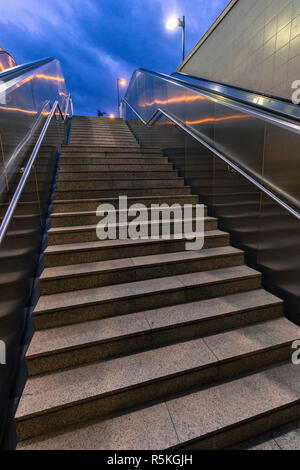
[178,0,300,100]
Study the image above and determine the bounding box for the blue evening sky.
[0,0,230,115]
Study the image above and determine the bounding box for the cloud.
[0,0,230,115]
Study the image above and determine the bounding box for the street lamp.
[117,78,126,118]
[166,16,185,63]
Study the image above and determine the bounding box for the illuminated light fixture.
[166,17,180,31]
[166,15,185,62]
[117,77,127,118]
[254,97,264,105]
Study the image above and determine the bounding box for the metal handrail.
[127,69,300,134]
[0,94,72,245]
[123,97,300,222]
[0,57,54,81]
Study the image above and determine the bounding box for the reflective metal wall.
[0,58,69,448]
[124,69,300,326]
[0,51,16,72]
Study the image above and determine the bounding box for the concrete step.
[44,230,230,267]
[27,289,283,375]
[54,187,192,200]
[47,216,217,245]
[58,163,173,172]
[50,205,208,228]
[60,152,163,159]
[62,146,161,154]
[57,171,178,181]
[55,178,185,191]
[16,320,299,442]
[34,265,261,329]
[228,420,300,450]
[40,246,242,294]
[52,194,199,213]
[16,361,300,450]
[68,141,138,147]
[59,157,169,165]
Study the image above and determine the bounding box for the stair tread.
[27,289,282,358]
[41,246,242,280]
[52,194,198,204]
[50,206,207,219]
[16,361,300,450]
[35,265,260,314]
[229,420,300,450]
[45,229,227,254]
[17,319,299,422]
[47,216,215,234]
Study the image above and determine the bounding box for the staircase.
[16,116,300,450]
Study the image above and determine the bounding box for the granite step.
[27,289,283,375]
[47,216,217,245]
[58,163,174,172]
[44,230,230,267]
[40,246,242,294]
[52,194,199,213]
[58,157,169,165]
[16,320,299,442]
[53,187,192,200]
[61,147,161,154]
[57,171,178,181]
[50,206,208,228]
[34,265,262,329]
[55,178,185,191]
[228,420,300,450]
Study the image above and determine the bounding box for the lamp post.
[117,78,126,118]
[166,15,186,63]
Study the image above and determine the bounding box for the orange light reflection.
[142,94,206,107]
[0,105,51,116]
[186,114,249,125]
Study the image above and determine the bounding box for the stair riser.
[58,164,173,172]
[45,233,229,267]
[68,142,138,147]
[28,302,282,376]
[50,207,207,227]
[35,274,261,329]
[62,147,161,154]
[17,343,291,441]
[41,251,243,295]
[69,137,135,141]
[48,219,217,245]
[59,158,168,165]
[69,136,138,142]
[56,179,185,191]
[54,188,191,200]
[61,152,163,163]
[57,172,177,181]
[52,196,199,213]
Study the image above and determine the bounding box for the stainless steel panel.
[124,68,300,325]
